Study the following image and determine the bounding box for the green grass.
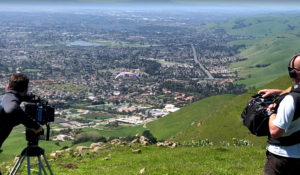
[69,109,79,114]
[0,125,73,162]
[23,69,41,72]
[2,145,266,175]
[84,114,112,119]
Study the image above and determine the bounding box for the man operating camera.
[258,53,300,175]
[0,73,42,149]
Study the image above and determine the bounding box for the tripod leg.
[38,156,43,175]
[40,161,48,175]
[27,156,31,175]
[42,155,53,175]
[9,155,25,175]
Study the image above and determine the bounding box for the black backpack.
[241,94,278,136]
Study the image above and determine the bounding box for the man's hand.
[258,89,283,98]
[267,103,277,112]
[33,125,42,134]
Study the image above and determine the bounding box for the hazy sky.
[2,0,300,5]
[1,0,300,10]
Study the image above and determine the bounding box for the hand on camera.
[258,89,282,98]
[267,103,277,113]
[33,125,42,134]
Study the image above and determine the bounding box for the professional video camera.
[24,94,55,145]
[241,94,278,136]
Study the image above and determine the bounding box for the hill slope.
[85,94,237,140]
[174,75,294,146]
[199,13,300,88]
[228,32,300,88]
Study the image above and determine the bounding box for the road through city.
[191,44,214,79]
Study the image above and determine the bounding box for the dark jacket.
[0,90,39,148]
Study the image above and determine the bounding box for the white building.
[163,104,180,113]
[114,118,143,124]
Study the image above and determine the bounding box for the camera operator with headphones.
[0,73,42,172]
[258,53,300,175]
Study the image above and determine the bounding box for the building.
[113,91,121,96]
[163,104,180,113]
[114,118,143,124]
[186,96,194,101]
[145,109,169,118]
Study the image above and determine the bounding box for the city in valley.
[0,9,249,142]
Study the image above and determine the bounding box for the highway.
[191,44,214,79]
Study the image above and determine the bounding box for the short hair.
[9,73,29,92]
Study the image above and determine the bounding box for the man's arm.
[258,89,283,98]
[269,114,285,139]
[3,97,40,129]
[268,95,295,139]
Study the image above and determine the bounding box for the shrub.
[61,146,69,150]
[220,141,230,146]
[184,139,213,147]
[142,130,157,144]
[94,136,107,143]
[107,136,120,142]
[72,131,107,144]
[232,138,253,146]
[123,134,135,142]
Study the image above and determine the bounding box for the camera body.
[24,94,55,144]
[24,95,55,125]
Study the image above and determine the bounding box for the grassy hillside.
[174,75,294,146]
[228,32,300,88]
[198,13,300,88]
[201,13,300,37]
[225,14,300,88]
[3,145,266,175]
[83,94,236,140]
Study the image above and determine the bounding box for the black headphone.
[289,56,297,78]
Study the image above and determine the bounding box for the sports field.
[84,113,112,119]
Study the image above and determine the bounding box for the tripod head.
[25,123,50,146]
[25,128,43,146]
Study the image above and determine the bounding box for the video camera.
[24,94,55,144]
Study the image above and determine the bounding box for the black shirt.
[0,90,39,148]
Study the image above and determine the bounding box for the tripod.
[10,144,53,175]
[10,127,53,175]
